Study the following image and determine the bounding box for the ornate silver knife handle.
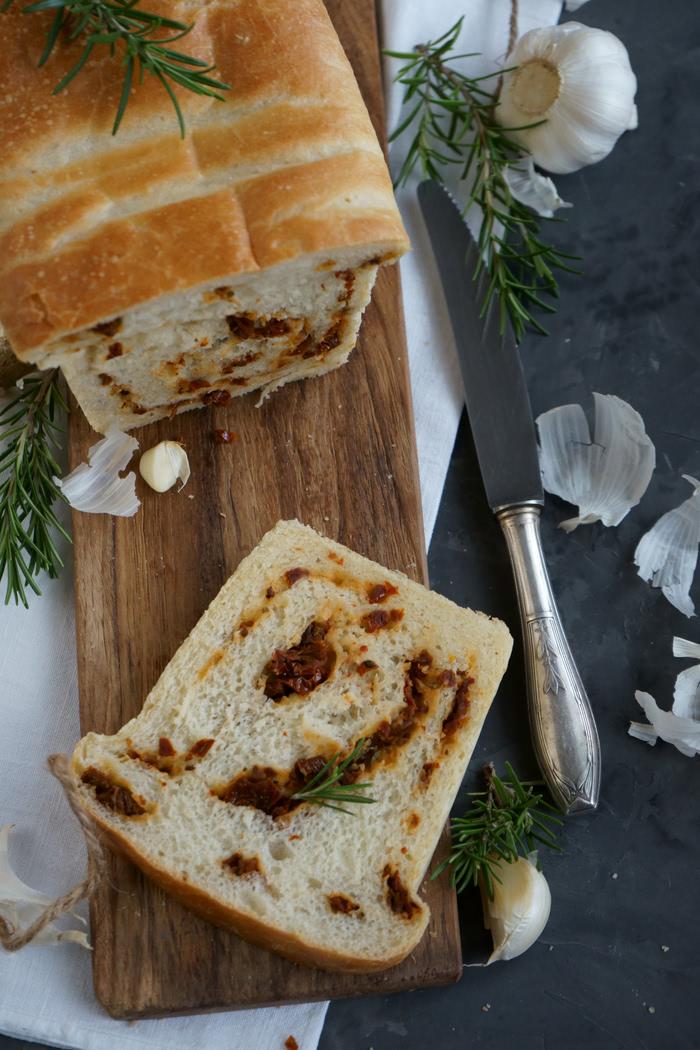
[497,504,601,814]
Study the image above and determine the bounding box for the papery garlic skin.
[57,429,139,517]
[498,24,638,174]
[537,393,655,532]
[0,825,90,949]
[484,855,551,963]
[672,637,700,722]
[629,635,700,757]
[630,691,700,757]
[139,441,190,494]
[634,475,700,617]
[503,156,571,218]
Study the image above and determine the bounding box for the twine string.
[508,0,520,56]
[496,0,520,100]
[0,754,104,952]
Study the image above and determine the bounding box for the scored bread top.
[71,520,512,972]
[0,0,408,359]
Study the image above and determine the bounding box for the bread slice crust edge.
[70,520,512,975]
[86,810,429,976]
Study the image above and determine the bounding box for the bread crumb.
[611,872,618,879]
[284,1037,299,1050]
[648,1006,656,1015]
[481,1003,491,1012]
[661,945,670,952]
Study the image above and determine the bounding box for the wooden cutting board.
[69,0,462,1018]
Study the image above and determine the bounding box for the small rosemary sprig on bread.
[433,762,562,899]
[0,370,70,607]
[1,0,230,136]
[292,739,377,814]
[386,18,579,340]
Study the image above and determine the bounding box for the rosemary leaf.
[2,0,230,137]
[0,371,71,607]
[386,18,580,341]
[291,738,377,815]
[432,762,563,899]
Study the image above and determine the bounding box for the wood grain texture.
[69,0,462,1018]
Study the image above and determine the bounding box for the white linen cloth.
[0,2,560,1048]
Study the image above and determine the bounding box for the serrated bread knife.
[418,179,601,814]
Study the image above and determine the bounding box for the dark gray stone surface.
[2,0,698,1048]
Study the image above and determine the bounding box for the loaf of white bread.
[0,1,409,433]
[70,521,512,972]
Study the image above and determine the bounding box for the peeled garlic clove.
[497,24,638,174]
[139,441,190,493]
[484,856,551,963]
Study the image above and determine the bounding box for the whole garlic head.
[497,23,638,174]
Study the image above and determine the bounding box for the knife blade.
[417,179,543,511]
[419,179,601,814]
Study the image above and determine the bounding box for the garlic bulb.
[484,855,551,963]
[139,441,190,493]
[498,23,638,174]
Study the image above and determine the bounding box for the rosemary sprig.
[386,18,580,341]
[291,739,377,815]
[1,0,230,136]
[432,762,563,900]
[0,370,70,608]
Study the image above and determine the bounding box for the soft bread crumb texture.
[0,1,409,432]
[71,520,512,972]
[60,256,379,433]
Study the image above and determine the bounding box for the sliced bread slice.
[71,520,512,972]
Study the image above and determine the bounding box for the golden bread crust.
[0,0,409,358]
[87,808,426,975]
